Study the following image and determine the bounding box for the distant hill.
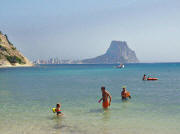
[82,41,139,64]
[0,31,33,67]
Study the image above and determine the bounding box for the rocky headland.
[0,31,33,67]
[82,41,139,64]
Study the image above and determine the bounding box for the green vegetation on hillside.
[12,47,16,50]
[5,34,13,46]
[5,55,25,64]
[0,45,7,51]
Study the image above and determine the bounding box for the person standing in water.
[121,87,131,100]
[143,74,147,80]
[98,86,112,109]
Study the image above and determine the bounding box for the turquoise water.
[0,63,180,134]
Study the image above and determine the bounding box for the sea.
[0,63,180,134]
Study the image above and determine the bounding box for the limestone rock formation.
[82,41,139,64]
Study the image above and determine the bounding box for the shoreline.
[0,64,34,68]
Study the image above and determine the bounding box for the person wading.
[98,86,112,109]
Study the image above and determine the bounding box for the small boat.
[116,64,124,68]
[147,78,158,80]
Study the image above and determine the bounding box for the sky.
[0,0,180,62]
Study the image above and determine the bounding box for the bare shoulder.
[105,90,111,96]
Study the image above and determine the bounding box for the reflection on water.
[53,116,73,134]
[102,108,110,122]
[89,108,103,113]
[53,116,65,134]
[101,109,111,134]
[53,115,64,129]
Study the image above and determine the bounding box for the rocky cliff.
[82,41,139,64]
[0,31,33,67]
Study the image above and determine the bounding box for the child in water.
[55,103,63,116]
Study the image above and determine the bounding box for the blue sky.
[0,0,180,62]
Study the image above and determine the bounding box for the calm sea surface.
[0,63,180,134]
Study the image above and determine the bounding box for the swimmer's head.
[122,86,126,91]
[56,103,61,108]
[101,86,105,91]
